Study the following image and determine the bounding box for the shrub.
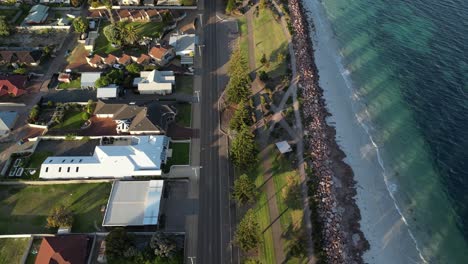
[46,205,73,228]
[81,112,90,121]
[258,70,269,81]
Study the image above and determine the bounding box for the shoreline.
[286,0,368,263]
[294,0,424,263]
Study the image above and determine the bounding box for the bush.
[235,209,260,251]
[258,70,269,81]
[105,228,135,262]
[81,112,90,121]
[13,68,27,75]
[46,205,73,228]
[232,174,257,205]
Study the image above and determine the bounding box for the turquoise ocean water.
[306,0,468,262]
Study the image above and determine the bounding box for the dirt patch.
[1,30,68,48]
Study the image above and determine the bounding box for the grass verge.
[252,8,288,78]
[174,76,193,95]
[176,103,191,127]
[163,142,190,173]
[0,183,112,234]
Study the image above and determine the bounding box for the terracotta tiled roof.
[0,75,27,97]
[149,46,168,60]
[119,54,132,64]
[35,235,89,264]
[89,54,103,65]
[118,9,132,19]
[137,54,150,64]
[105,54,118,65]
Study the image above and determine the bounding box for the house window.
[48,159,52,163]
[59,167,62,172]
[71,159,74,163]
[62,159,66,163]
[79,159,83,163]
[76,167,79,172]
[45,167,48,172]
[67,167,70,172]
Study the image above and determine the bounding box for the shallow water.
[303,0,468,262]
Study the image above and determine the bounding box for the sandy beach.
[299,0,423,263]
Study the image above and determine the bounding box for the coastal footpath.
[286,0,369,263]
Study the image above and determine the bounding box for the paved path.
[245,3,286,263]
[245,1,316,263]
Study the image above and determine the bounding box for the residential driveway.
[160,180,193,232]
[81,117,117,136]
[166,123,197,139]
[34,139,100,156]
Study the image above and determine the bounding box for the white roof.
[97,85,118,99]
[137,70,175,93]
[169,34,196,54]
[39,136,170,179]
[81,72,101,86]
[103,180,163,226]
[275,141,292,154]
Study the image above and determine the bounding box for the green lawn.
[163,142,190,173]
[94,22,119,55]
[270,148,307,263]
[51,109,86,130]
[58,78,81,89]
[176,103,191,127]
[252,9,288,78]
[0,183,112,234]
[174,76,193,95]
[246,163,275,264]
[25,151,53,179]
[129,21,165,38]
[0,237,30,264]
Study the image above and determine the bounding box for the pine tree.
[232,174,258,205]
[235,209,260,251]
[230,124,258,169]
[229,100,252,131]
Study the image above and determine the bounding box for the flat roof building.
[39,136,170,179]
[103,180,163,226]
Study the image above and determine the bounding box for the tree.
[258,70,269,82]
[29,105,40,121]
[259,0,267,9]
[105,228,134,261]
[71,0,81,7]
[260,53,267,65]
[230,124,258,169]
[13,68,27,74]
[86,99,93,113]
[235,209,260,251]
[46,205,73,228]
[81,112,90,121]
[0,16,10,36]
[103,24,121,46]
[226,0,235,13]
[123,24,139,45]
[232,174,257,205]
[126,63,142,75]
[150,233,176,258]
[229,100,252,131]
[102,0,114,24]
[226,48,251,103]
[72,16,87,33]
[95,76,111,88]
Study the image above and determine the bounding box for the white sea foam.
[302,0,428,262]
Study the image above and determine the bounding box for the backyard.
[253,8,288,78]
[163,142,190,173]
[58,78,81,89]
[0,183,112,234]
[50,108,87,130]
[0,237,31,264]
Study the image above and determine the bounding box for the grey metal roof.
[0,111,17,131]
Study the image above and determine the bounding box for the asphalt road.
[192,0,239,263]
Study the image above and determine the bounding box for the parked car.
[113,64,123,69]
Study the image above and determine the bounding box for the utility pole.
[188,256,196,264]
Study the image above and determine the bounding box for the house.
[57,73,71,83]
[39,135,170,179]
[0,111,18,136]
[80,72,101,88]
[149,45,175,66]
[94,101,176,134]
[118,54,132,65]
[97,84,119,99]
[136,54,151,65]
[0,75,27,97]
[118,0,139,5]
[117,9,132,21]
[134,70,175,95]
[24,5,49,24]
[143,0,154,6]
[88,10,108,20]
[103,180,163,226]
[105,54,118,65]
[39,0,71,4]
[169,34,196,65]
[35,235,90,264]
[0,50,43,66]
[87,54,104,68]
